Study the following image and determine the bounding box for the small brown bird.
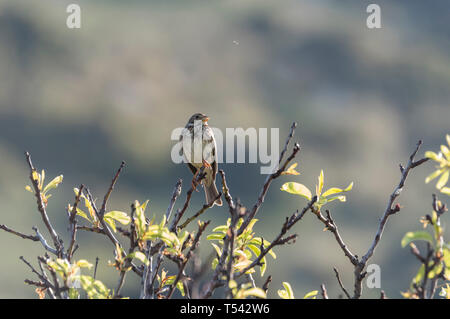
[180,113,223,207]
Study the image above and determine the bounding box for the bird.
[180,113,223,207]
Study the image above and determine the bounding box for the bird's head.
[187,113,209,126]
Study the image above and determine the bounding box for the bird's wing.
[212,140,218,178]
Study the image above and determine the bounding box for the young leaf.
[127,251,149,266]
[441,187,450,196]
[76,260,93,269]
[322,187,343,197]
[436,170,449,190]
[425,169,444,184]
[75,208,91,223]
[104,211,131,225]
[281,163,300,176]
[43,175,63,194]
[280,182,312,200]
[401,231,434,248]
[303,290,318,299]
[317,170,324,196]
[425,151,440,162]
[278,282,294,299]
[243,287,266,299]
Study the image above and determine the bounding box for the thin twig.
[32,226,58,255]
[0,224,39,241]
[178,192,222,230]
[353,140,428,298]
[333,267,351,299]
[235,196,317,278]
[166,179,183,223]
[170,167,206,233]
[237,123,300,236]
[313,209,358,266]
[67,184,84,261]
[167,220,210,299]
[25,152,63,257]
[320,283,329,299]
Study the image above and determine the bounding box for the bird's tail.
[204,182,223,207]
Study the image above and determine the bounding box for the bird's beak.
[202,117,209,123]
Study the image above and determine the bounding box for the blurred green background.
[0,0,449,298]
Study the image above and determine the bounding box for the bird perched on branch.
[180,113,223,207]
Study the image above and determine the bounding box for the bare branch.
[237,123,300,236]
[100,161,126,217]
[178,192,221,230]
[235,196,317,278]
[320,283,329,299]
[67,184,84,261]
[25,152,63,257]
[170,167,206,233]
[32,226,58,255]
[167,220,210,299]
[333,267,351,299]
[166,179,183,223]
[313,209,358,266]
[0,224,39,241]
[353,140,428,298]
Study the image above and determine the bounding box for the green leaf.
[436,170,449,190]
[325,195,346,203]
[425,151,440,161]
[135,200,149,238]
[303,290,318,299]
[76,208,91,222]
[212,225,229,233]
[80,275,111,299]
[281,163,300,176]
[344,182,354,192]
[278,282,294,299]
[104,216,117,232]
[245,218,259,232]
[412,264,425,286]
[39,170,45,190]
[260,256,267,277]
[211,243,222,256]
[127,251,149,266]
[211,258,218,270]
[207,233,226,241]
[317,170,324,196]
[76,260,93,269]
[43,175,63,194]
[425,169,444,184]
[401,231,434,248]
[104,211,131,225]
[247,244,260,258]
[177,281,185,296]
[243,287,266,299]
[441,145,450,161]
[322,187,343,197]
[441,187,450,196]
[68,288,79,299]
[249,238,276,259]
[280,182,312,200]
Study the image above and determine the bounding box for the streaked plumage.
[180,113,222,207]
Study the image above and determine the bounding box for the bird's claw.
[202,159,211,169]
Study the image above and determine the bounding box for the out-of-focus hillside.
[0,0,449,298]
